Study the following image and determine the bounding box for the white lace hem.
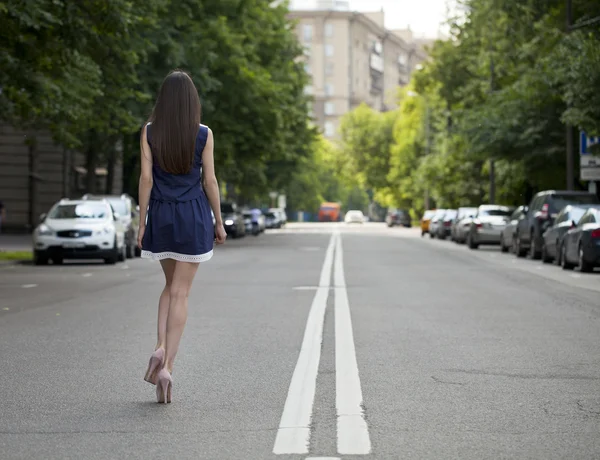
[141,249,213,263]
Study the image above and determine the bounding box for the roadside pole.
[565,0,574,190]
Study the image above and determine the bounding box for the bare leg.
[163,261,199,373]
[157,259,176,350]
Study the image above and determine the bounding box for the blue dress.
[141,123,214,263]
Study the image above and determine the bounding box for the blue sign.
[580,132,600,155]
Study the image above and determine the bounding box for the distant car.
[33,199,126,265]
[270,208,287,227]
[220,202,245,238]
[542,204,596,264]
[451,207,477,243]
[428,209,447,239]
[318,202,341,222]
[560,207,600,272]
[467,205,512,249]
[265,211,282,229]
[386,208,411,227]
[420,210,436,236]
[435,209,457,239]
[345,210,365,224]
[514,190,599,259]
[82,193,140,258]
[500,205,528,253]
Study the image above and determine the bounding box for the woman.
[137,70,227,404]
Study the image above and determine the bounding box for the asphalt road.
[1,223,599,460]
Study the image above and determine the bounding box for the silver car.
[467,205,513,249]
[451,207,477,243]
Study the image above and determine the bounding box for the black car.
[560,207,600,272]
[541,205,596,264]
[221,202,245,238]
[514,190,599,259]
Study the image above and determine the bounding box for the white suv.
[33,199,126,265]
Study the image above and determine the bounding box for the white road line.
[82,273,92,277]
[334,233,371,455]
[305,457,341,460]
[21,284,37,289]
[273,233,337,455]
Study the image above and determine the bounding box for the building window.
[324,122,335,137]
[324,83,333,96]
[324,102,335,115]
[303,24,313,42]
[304,63,311,75]
[325,44,334,57]
[325,23,334,37]
[304,85,313,95]
[326,62,334,76]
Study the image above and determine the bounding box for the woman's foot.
[143,348,165,385]
[155,368,173,404]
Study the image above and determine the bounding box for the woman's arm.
[137,124,153,248]
[202,128,226,244]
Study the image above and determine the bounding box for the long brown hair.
[147,70,201,174]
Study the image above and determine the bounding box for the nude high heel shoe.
[143,348,165,385]
[155,368,173,404]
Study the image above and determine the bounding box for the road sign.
[580,131,600,181]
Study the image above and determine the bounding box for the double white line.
[273,232,371,455]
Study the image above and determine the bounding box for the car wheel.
[126,241,135,259]
[541,241,552,264]
[52,257,63,265]
[429,230,435,239]
[529,231,540,260]
[514,235,526,258]
[34,252,49,266]
[554,240,561,266]
[118,243,126,262]
[561,244,574,270]
[421,231,425,237]
[500,234,508,253]
[468,232,478,249]
[578,245,593,273]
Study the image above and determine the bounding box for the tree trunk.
[85,130,97,193]
[27,133,39,230]
[105,137,117,194]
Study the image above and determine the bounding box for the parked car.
[265,211,282,229]
[420,210,436,236]
[82,193,140,258]
[514,190,599,259]
[33,199,126,265]
[560,207,600,272]
[541,205,596,264]
[386,208,411,227]
[344,210,365,224]
[221,202,245,238]
[500,205,528,253]
[270,208,287,227]
[467,205,512,249]
[428,209,447,239]
[435,209,457,239]
[451,207,477,243]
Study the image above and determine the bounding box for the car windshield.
[479,208,511,217]
[106,199,127,215]
[551,194,599,212]
[568,207,588,223]
[221,203,234,214]
[445,210,457,219]
[49,203,109,219]
[265,213,276,218]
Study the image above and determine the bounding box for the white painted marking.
[571,273,581,278]
[536,266,543,270]
[293,286,319,291]
[334,233,371,455]
[121,265,129,270]
[82,273,92,277]
[21,284,37,289]
[305,457,341,460]
[273,233,337,455]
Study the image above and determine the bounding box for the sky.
[291,0,453,39]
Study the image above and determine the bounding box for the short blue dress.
[141,123,214,263]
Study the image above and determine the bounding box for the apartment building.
[289,5,429,138]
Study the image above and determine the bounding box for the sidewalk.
[0,234,32,252]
